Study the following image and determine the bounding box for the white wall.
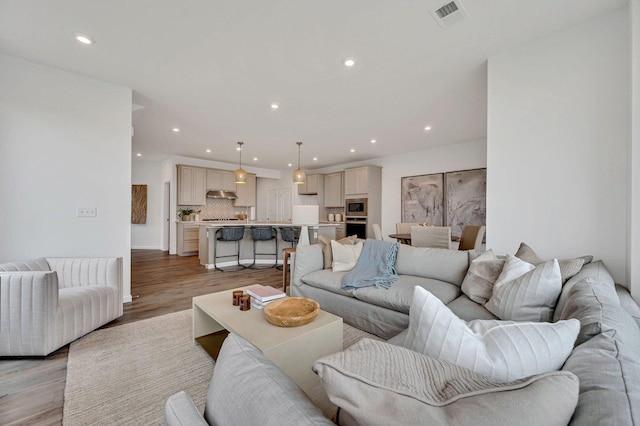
[0,53,133,301]
[131,160,163,249]
[630,0,640,300]
[487,8,629,285]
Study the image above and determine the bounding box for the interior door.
[279,187,292,222]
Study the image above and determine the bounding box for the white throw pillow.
[485,255,562,322]
[331,241,363,272]
[461,249,506,304]
[404,286,579,382]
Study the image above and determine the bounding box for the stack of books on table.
[246,285,286,309]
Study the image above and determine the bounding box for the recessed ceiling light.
[236,146,241,151]
[344,57,356,67]
[371,139,376,144]
[313,157,318,161]
[253,157,258,161]
[350,148,355,153]
[75,33,94,45]
[206,149,211,153]
[288,163,292,167]
[271,103,279,109]
[136,153,142,157]
[172,127,180,133]
[424,126,432,131]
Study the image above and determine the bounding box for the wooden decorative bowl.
[264,297,320,327]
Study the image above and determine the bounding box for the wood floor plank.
[0,250,284,425]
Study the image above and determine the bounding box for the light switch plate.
[78,207,97,217]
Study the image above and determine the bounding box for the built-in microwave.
[345,198,367,217]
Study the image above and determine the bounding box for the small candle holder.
[239,294,251,311]
[232,290,244,306]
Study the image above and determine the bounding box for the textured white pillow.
[461,250,506,304]
[485,255,562,322]
[331,241,363,272]
[404,286,579,382]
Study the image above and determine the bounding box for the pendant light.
[292,141,306,185]
[234,141,247,184]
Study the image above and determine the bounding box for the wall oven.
[345,198,367,217]
[345,217,367,239]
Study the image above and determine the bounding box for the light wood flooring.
[0,250,284,425]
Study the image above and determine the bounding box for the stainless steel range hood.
[206,190,238,200]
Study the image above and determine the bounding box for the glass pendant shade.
[234,141,247,184]
[292,141,305,185]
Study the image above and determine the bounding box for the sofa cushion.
[515,242,584,282]
[292,244,324,287]
[204,333,332,425]
[318,235,357,269]
[404,286,579,381]
[562,331,640,425]
[0,257,50,271]
[353,275,460,314]
[485,256,562,322]
[164,391,208,426]
[394,245,469,286]
[313,338,579,426]
[301,269,355,297]
[446,295,497,321]
[331,241,363,272]
[461,250,505,304]
[57,286,120,344]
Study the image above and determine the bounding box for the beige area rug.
[63,309,377,425]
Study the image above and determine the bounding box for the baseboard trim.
[131,246,163,250]
[123,294,133,303]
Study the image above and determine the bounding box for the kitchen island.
[197,222,338,269]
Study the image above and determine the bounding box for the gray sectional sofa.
[167,243,640,425]
[290,243,640,425]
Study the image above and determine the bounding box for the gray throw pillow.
[515,242,585,282]
[313,338,579,426]
[461,249,505,304]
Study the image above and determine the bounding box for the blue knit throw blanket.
[342,240,400,289]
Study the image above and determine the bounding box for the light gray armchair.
[0,257,123,356]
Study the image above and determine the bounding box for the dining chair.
[396,222,421,234]
[372,223,383,240]
[410,226,451,249]
[458,225,486,251]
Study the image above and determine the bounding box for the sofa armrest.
[291,244,324,287]
[164,391,208,426]
[0,271,59,355]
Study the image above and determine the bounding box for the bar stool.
[248,226,278,269]
[213,226,246,272]
[276,227,299,271]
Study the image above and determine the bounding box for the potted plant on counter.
[178,208,195,221]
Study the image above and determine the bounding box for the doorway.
[163,181,170,251]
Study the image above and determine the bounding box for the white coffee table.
[193,286,343,392]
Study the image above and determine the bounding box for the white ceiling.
[0,0,627,171]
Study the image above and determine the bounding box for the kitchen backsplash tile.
[180,199,248,219]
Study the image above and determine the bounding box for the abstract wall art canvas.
[131,184,147,224]
[445,168,486,239]
[401,173,444,225]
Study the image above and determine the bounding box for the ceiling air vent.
[430,0,468,29]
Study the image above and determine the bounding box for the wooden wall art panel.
[131,184,147,224]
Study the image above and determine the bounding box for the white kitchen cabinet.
[324,172,344,207]
[297,174,319,195]
[344,167,368,196]
[234,173,256,207]
[177,222,199,256]
[178,165,206,205]
[266,187,292,222]
[206,169,236,191]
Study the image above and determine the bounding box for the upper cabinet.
[234,173,257,207]
[344,167,369,195]
[297,174,320,195]
[177,165,206,205]
[206,169,236,191]
[324,172,344,207]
